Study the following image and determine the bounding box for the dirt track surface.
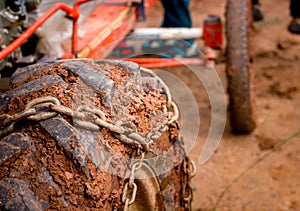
[138,0,300,210]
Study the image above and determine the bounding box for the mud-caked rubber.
[226,0,256,134]
[0,59,190,210]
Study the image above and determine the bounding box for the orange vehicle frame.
[0,0,206,68]
[0,0,158,60]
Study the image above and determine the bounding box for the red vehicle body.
[0,0,158,60]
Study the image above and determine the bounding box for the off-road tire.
[0,59,191,210]
[226,0,256,134]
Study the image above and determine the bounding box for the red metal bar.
[122,58,204,68]
[72,0,93,56]
[0,3,79,60]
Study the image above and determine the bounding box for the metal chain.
[182,156,195,211]
[25,97,60,121]
[2,108,36,126]
[183,159,196,178]
[122,182,137,211]
[0,95,177,151]
[168,101,179,125]
[122,152,145,211]
[0,97,143,149]
[178,136,196,211]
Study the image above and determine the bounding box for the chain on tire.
[0,59,194,210]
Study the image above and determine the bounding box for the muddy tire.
[226,0,256,134]
[0,59,193,210]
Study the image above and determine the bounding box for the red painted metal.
[123,58,204,68]
[1,0,184,67]
[0,3,80,60]
[84,8,136,59]
[76,4,134,58]
[0,0,212,70]
[77,0,159,59]
[72,0,94,56]
[0,0,159,61]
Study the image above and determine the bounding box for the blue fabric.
[160,0,193,43]
[160,0,192,28]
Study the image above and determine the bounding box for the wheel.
[0,59,194,210]
[226,0,256,134]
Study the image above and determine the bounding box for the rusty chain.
[0,96,178,149]
[122,182,137,211]
[183,159,196,178]
[180,138,196,211]
[122,152,145,211]
[168,101,179,125]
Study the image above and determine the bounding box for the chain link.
[3,108,36,126]
[122,182,137,208]
[77,105,106,121]
[177,136,196,211]
[168,101,179,124]
[25,97,60,121]
[25,96,61,110]
[0,96,173,152]
[182,156,194,210]
[129,152,144,187]
[50,104,85,119]
[122,152,145,211]
[183,160,196,178]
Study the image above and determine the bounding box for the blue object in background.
[160,0,193,44]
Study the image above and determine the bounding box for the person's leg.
[160,0,192,28]
[288,0,300,34]
[161,0,195,46]
[142,0,199,57]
